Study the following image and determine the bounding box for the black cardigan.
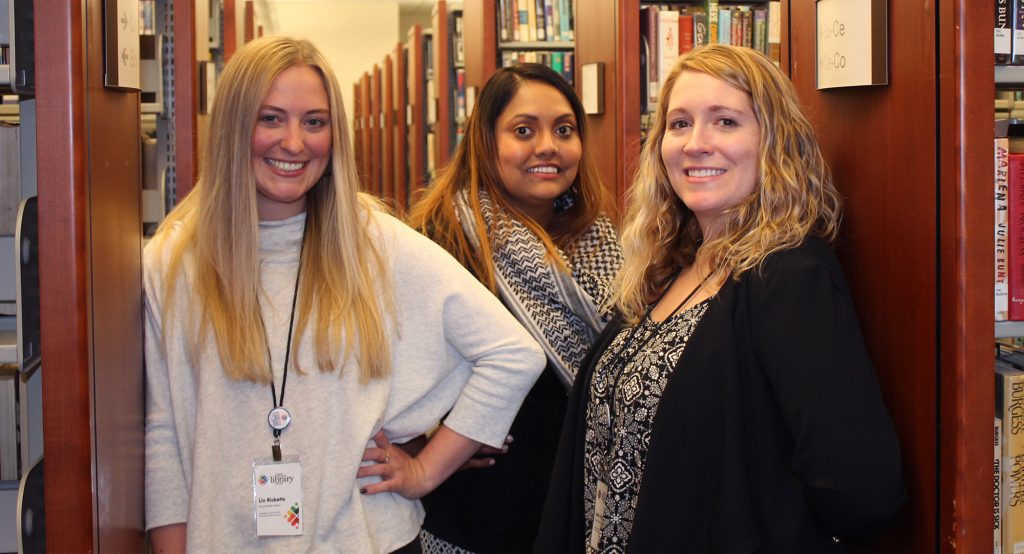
[535,237,906,553]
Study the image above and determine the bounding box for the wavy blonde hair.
[150,35,393,384]
[615,45,841,323]
[406,63,615,291]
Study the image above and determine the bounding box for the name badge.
[252,456,303,536]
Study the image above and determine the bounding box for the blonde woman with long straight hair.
[537,45,904,552]
[144,36,543,553]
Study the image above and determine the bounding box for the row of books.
[994,346,1024,553]
[996,0,1024,65]
[497,0,574,44]
[500,50,575,86]
[640,2,781,113]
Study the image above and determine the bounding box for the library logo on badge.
[258,474,268,486]
[284,503,300,528]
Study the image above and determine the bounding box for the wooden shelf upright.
[383,55,396,206]
[407,24,429,199]
[393,40,410,212]
[370,64,383,197]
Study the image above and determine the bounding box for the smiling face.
[494,80,582,227]
[661,70,761,237]
[251,64,332,221]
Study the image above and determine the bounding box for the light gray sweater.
[144,210,545,553]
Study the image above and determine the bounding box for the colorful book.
[1009,151,1024,320]
[998,415,1005,554]
[999,136,1011,322]
[1000,0,1014,64]
[718,7,732,46]
[767,1,781,66]
[996,360,1024,553]
[679,14,695,54]
[658,9,680,98]
[641,6,660,107]
[692,7,708,48]
[706,0,719,44]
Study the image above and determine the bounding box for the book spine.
[1000,137,1011,322]
[718,7,731,46]
[1009,152,1024,320]
[732,7,743,47]
[1000,0,1014,64]
[564,0,574,41]
[534,0,545,41]
[742,9,752,48]
[767,1,781,66]
[517,0,527,42]
[498,0,508,41]
[1016,0,1024,64]
[544,0,554,41]
[999,416,1005,554]
[999,367,1024,552]
[658,10,680,99]
[552,0,561,42]
[679,14,694,54]
[643,7,660,106]
[693,10,708,48]
[707,0,719,44]
[754,8,767,55]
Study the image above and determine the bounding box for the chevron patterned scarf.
[455,189,623,390]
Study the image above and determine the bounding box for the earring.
[553,185,578,213]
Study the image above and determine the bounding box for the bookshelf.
[432,0,454,171]
[393,40,410,212]
[569,0,784,202]
[787,1,989,551]
[371,64,383,198]
[383,55,396,206]
[407,24,431,199]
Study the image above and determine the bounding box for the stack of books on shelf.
[996,0,1024,67]
[994,345,1024,553]
[500,51,574,85]
[639,1,781,117]
[497,0,574,43]
[496,0,575,85]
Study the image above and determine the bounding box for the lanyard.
[263,219,307,461]
[597,269,712,476]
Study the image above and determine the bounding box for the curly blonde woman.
[537,45,904,553]
[144,36,543,553]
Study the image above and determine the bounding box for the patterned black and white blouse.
[582,300,711,554]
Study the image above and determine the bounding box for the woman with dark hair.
[536,45,905,553]
[400,63,623,553]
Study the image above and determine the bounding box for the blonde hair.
[150,35,393,384]
[407,64,615,291]
[615,45,841,323]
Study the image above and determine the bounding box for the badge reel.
[252,406,303,537]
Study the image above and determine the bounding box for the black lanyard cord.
[263,219,308,439]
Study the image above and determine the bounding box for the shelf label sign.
[815,0,888,90]
[104,0,141,90]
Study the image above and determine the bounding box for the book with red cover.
[679,14,694,54]
[1007,152,1024,319]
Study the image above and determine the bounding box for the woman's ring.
[384,450,390,464]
